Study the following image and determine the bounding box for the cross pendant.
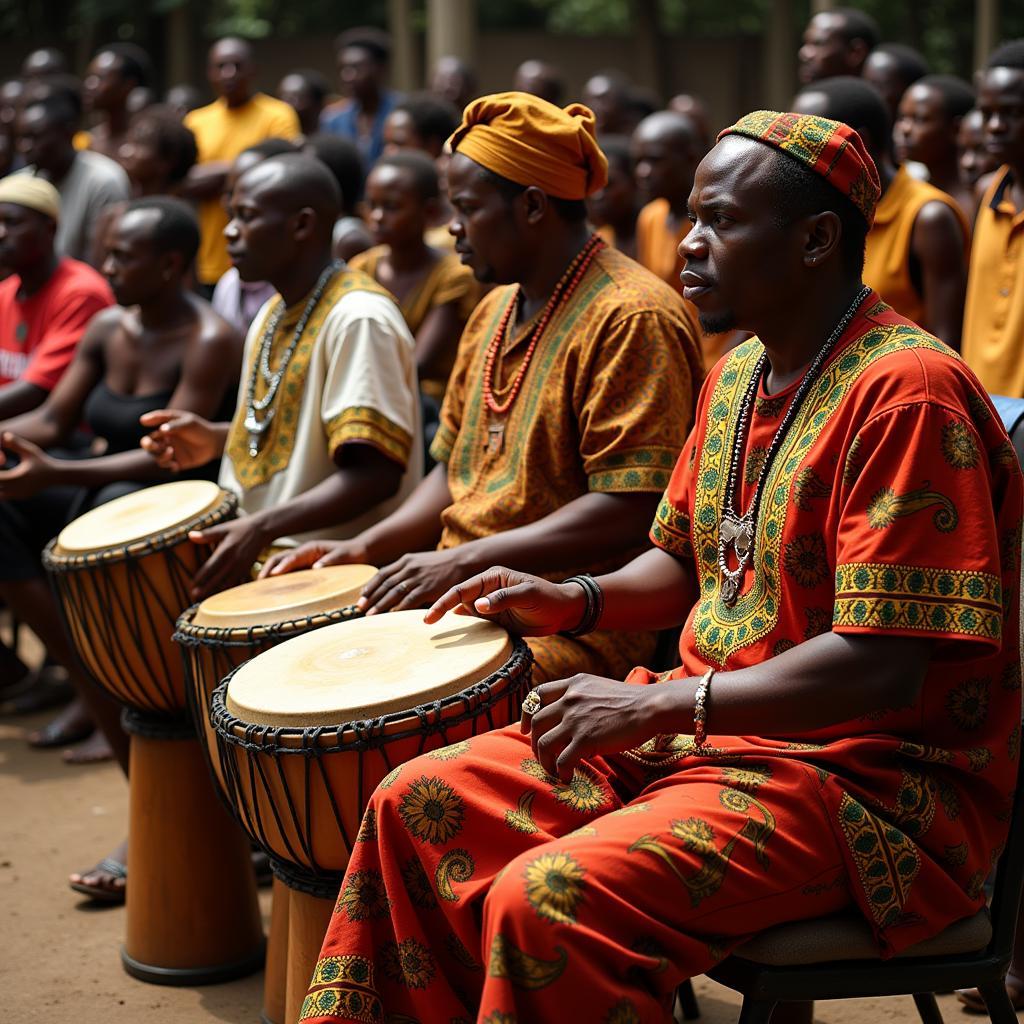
[486,422,505,454]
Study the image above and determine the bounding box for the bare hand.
[188,516,268,600]
[140,409,222,472]
[0,433,57,500]
[358,550,475,615]
[259,539,363,577]
[524,675,675,781]
[424,565,585,636]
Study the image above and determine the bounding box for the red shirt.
[0,257,113,391]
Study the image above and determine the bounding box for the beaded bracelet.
[693,667,715,753]
[561,574,604,637]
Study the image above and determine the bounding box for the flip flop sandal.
[69,857,127,904]
[27,714,93,749]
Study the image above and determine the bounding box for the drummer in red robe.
[298,112,1022,1024]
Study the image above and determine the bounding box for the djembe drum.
[210,610,533,1024]
[43,480,265,985]
[173,564,376,1024]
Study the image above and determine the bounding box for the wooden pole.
[764,0,796,111]
[426,0,477,75]
[974,0,999,72]
[387,0,417,93]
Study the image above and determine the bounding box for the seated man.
[299,112,1021,1024]
[0,175,113,420]
[142,153,422,600]
[263,93,703,684]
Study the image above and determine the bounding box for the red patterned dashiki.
[648,292,1022,953]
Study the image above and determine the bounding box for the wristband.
[560,573,604,637]
[693,667,714,753]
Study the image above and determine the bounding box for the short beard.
[698,310,737,335]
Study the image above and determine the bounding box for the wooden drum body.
[211,610,533,1023]
[42,480,265,986]
[173,564,374,1024]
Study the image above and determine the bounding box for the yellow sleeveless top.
[862,166,969,330]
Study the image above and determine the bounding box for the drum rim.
[208,635,533,753]
[173,602,363,648]
[41,492,238,571]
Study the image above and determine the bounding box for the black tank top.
[82,381,174,455]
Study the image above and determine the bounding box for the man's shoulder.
[184,100,221,128]
[587,245,689,322]
[249,93,300,128]
[47,258,113,303]
[324,269,408,330]
[73,149,129,187]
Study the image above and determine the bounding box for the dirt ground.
[0,632,1004,1023]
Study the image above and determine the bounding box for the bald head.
[239,154,341,230]
[513,60,564,106]
[631,111,704,208]
[208,36,256,106]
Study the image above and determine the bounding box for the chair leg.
[912,992,945,1024]
[676,979,701,1020]
[736,998,777,1024]
[976,978,1020,1024]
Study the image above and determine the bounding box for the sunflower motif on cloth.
[743,445,767,486]
[480,1014,517,1024]
[945,678,991,730]
[335,869,391,921]
[520,757,553,782]
[380,937,436,990]
[356,809,377,843]
[604,998,643,1024]
[427,740,472,761]
[401,857,437,909]
[783,533,830,588]
[552,766,610,813]
[398,775,465,845]
[941,420,980,470]
[523,850,587,925]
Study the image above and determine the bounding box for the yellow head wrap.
[448,91,608,200]
[0,175,60,221]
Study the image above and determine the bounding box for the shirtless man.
[0,197,240,897]
[82,43,154,161]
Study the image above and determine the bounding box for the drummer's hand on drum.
[188,516,269,600]
[358,550,480,616]
[0,433,57,499]
[424,566,586,636]
[259,539,360,578]
[523,675,675,782]
[139,410,223,472]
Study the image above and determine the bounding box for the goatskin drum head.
[55,480,225,554]
[225,609,513,727]
[192,565,377,629]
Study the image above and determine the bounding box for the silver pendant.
[721,577,739,606]
[243,410,273,458]
[720,515,753,561]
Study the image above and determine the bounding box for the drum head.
[225,609,513,727]
[191,565,377,629]
[55,480,226,554]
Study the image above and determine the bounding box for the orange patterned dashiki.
[648,293,1023,953]
[432,241,704,680]
[348,245,481,401]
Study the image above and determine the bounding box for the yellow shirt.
[863,166,969,330]
[962,166,1024,397]
[431,243,703,681]
[185,94,300,285]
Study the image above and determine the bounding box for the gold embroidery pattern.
[226,269,393,489]
[833,562,1002,642]
[588,447,677,493]
[865,485,958,532]
[691,321,949,667]
[838,791,920,927]
[651,497,693,559]
[300,954,380,1022]
[435,849,475,902]
[325,405,412,467]
[504,791,539,834]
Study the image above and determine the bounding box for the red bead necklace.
[482,234,605,426]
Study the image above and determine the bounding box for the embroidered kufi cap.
[717,110,881,227]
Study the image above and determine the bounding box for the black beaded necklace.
[717,285,870,606]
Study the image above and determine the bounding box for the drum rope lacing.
[208,639,534,890]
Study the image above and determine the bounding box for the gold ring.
[522,690,542,716]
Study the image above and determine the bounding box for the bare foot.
[956,972,1024,1013]
[69,839,128,903]
[62,729,114,765]
[27,698,94,748]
